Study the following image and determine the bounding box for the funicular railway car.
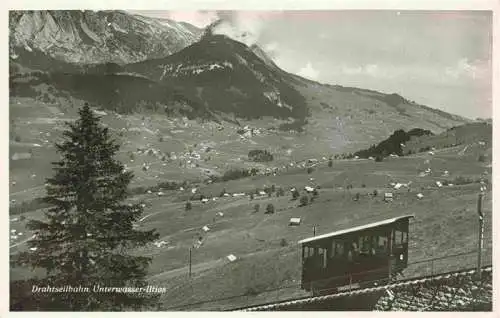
[299,215,414,295]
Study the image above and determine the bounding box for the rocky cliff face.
[9,10,202,65]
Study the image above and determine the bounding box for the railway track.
[231,265,492,311]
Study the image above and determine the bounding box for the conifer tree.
[11,103,159,311]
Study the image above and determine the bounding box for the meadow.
[9,119,492,309]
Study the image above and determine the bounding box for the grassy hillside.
[404,122,492,155]
[10,127,492,309]
[9,71,213,120]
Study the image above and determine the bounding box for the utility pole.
[388,230,393,282]
[189,247,192,278]
[477,193,484,279]
[313,225,317,236]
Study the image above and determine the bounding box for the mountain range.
[9,10,471,151]
[9,10,202,65]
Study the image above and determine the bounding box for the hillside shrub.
[375,156,383,162]
[478,155,486,162]
[220,168,251,182]
[328,159,333,167]
[245,286,260,296]
[419,146,432,153]
[292,190,300,200]
[307,167,314,174]
[373,189,378,197]
[280,238,288,247]
[277,188,285,197]
[185,201,192,211]
[451,176,479,185]
[248,149,274,162]
[299,195,309,207]
[265,204,275,214]
[254,204,260,213]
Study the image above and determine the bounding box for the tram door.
[390,221,409,276]
[302,244,328,290]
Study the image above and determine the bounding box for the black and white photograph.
[7,2,496,313]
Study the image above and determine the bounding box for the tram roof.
[298,215,414,245]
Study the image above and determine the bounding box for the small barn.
[289,218,301,226]
[384,192,394,202]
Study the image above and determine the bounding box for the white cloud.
[297,62,320,80]
[445,58,489,80]
[264,42,279,52]
[166,11,218,28]
[211,11,284,47]
[340,64,387,77]
[338,60,490,83]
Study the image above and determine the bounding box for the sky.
[131,10,492,119]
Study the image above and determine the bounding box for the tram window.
[318,247,324,257]
[403,231,408,243]
[394,231,403,245]
[370,236,377,255]
[317,247,328,268]
[305,247,314,258]
[336,242,345,257]
[378,236,388,252]
[358,236,371,254]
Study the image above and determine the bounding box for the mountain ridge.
[9,10,470,152]
[9,10,203,65]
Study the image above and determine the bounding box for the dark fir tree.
[11,103,159,311]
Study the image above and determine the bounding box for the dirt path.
[9,234,35,249]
